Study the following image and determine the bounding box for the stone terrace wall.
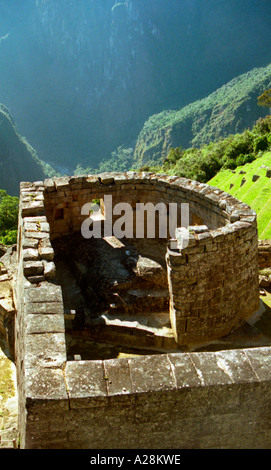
[23,348,271,449]
[14,172,264,449]
[258,240,271,269]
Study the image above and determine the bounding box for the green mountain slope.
[208,152,271,239]
[0,104,56,196]
[134,63,271,167]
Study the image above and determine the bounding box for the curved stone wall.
[18,172,259,346]
[15,172,263,449]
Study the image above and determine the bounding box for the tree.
[257,88,271,108]
[0,190,19,245]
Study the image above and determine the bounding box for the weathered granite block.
[25,285,63,303]
[26,314,65,334]
[38,246,54,261]
[23,249,40,261]
[128,354,176,394]
[43,260,56,280]
[25,368,68,408]
[65,361,108,408]
[25,333,66,369]
[23,261,44,277]
[25,302,64,315]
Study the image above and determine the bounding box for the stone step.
[107,288,169,314]
[67,311,176,354]
[100,311,171,330]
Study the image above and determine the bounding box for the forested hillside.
[0,104,48,196]
[133,64,271,167]
[157,114,271,182]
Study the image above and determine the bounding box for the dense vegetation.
[208,152,271,239]
[152,115,271,183]
[74,113,271,187]
[258,88,271,108]
[74,146,134,176]
[74,67,271,180]
[134,63,271,167]
[0,190,19,245]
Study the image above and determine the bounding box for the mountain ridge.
[0,105,53,196]
[133,63,271,167]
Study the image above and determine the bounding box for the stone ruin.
[4,171,271,448]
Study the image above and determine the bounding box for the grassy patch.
[209,152,271,238]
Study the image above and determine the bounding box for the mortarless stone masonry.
[258,240,271,269]
[13,172,271,449]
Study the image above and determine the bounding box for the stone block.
[21,201,45,217]
[210,229,225,242]
[65,361,108,407]
[25,368,68,404]
[0,278,12,300]
[187,252,206,263]
[24,216,48,224]
[26,314,65,334]
[43,261,56,280]
[25,301,64,315]
[190,349,257,387]
[81,176,100,188]
[135,256,168,287]
[27,275,45,284]
[0,298,15,316]
[25,285,63,303]
[54,177,70,191]
[23,249,40,261]
[44,179,56,192]
[25,333,66,369]
[24,231,50,240]
[128,354,176,394]
[23,261,44,277]
[168,353,203,389]
[20,182,33,189]
[103,357,133,397]
[38,246,54,261]
[24,221,50,233]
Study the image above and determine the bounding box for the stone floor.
[0,338,18,449]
